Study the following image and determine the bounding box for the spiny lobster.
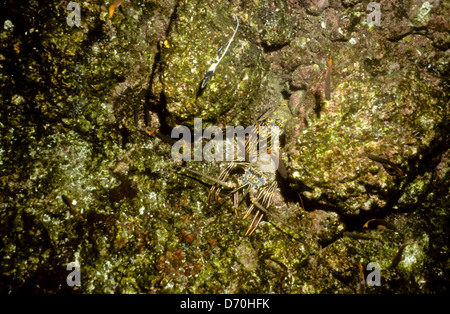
[179,120,296,236]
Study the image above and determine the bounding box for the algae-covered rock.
[151,2,267,126]
[0,0,448,295]
[286,65,446,215]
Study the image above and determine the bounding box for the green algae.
[0,0,448,294]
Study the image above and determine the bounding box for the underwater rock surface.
[0,0,448,293]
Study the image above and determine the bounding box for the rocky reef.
[0,0,448,293]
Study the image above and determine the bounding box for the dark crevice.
[313,91,324,119]
[387,26,428,42]
[1,10,61,132]
[329,37,350,43]
[280,89,291,100]
[260,41,290,53]
[143,0,181,137]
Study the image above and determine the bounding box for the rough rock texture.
[0,0,448,294]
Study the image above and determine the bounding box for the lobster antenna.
[177,165,235,189]
[200,15,239,89]
[216,15,239,66]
